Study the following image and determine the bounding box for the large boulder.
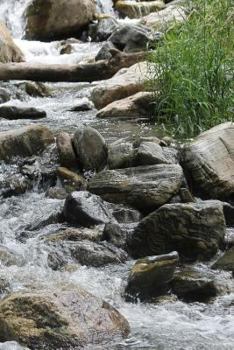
[88,164,184,212]
[25,0,96,41]
[63,191,114,227]
[109,24,154,52]
[127,201,226,261]
[91,62,150,109]
[183,123,234,200]
[115,1,165,18]
[0,289,130,349]
[72,126,108,172]
[125,251,179,302]
[0,125,54,162]
[0,22,24,63]
[97,91,155,119]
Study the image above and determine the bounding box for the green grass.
[149,0,234,138]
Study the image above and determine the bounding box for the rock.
[109,24,154,52]
[88,164,183,212]
[125,251,179,302]
[0,171,31,198]
[115,1,165,19]
[223,202,234,227]
[57,167,86,190]
[112,206,141,223]
[95,41,116,61]
[23,81,52,97]
[142,4,187,31]
[72,126,107,172]
[108,139,134,169]
[70,240,128,266]
[97,91,154,119]
[0,289,130,349]
[63,191,114,227]
[127,201,225,261]
[25,0,96,41]
[183,122,234,200]
[91,62,150,109]
[212,247,234,272]
[56,132,77,168]
[0,245,24,267]
[0,277,10,295]
[0,125,54,162]
[94,17,119,41]
[135,141,170,165]
[45,227,103,244]
[102,222,134,249]
[69,97,94,112]
[0,105,46,120]
[0,88,10,104]
[171,268,218,302]
[46,187,67,200]
[0,22,24,63]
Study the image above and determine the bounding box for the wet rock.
[183,122,234,200]
[125,252,179,302]
[0,289,130,349]
[212,247,234,272]
[127,201,225,261]
[112,207,141,223]
[142,4,187,31]
[0,125,54,162]
[21,81,52,97]
[91,62,150,109]
[171,268,218,302]
[0,22,24,63]
[109,24,154,52]
[45,227,103,244]
[56,132,77,168]
[46,187,67,200]
[88,164,183,212]
[72,126,107,172]
[63,191,114,227]
[108,139,134,169]
[95,41,116,61]
[94,17,119,41]
[69,97,94,112]
[70,240,128,266]
[25,0,96,41]
[115,1,165,19]
[0,88,10,103]
[57,167,86,191]
[0,105,46,120]
[97,91,154,119]
[102,222,135,249]
[223,202,234,227]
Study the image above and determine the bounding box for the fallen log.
[0,50,146,83]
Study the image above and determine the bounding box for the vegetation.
[149,0,234,138]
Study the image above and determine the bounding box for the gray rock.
[102,222,136,249]
[72,126,107,172]
[95,41,116,61]
[88,164,183,212]
[135,141,170,165]
[0,88,10,103]
[112,207,141,223]
[56,132,77,168]
[125,251,179,302]
[127,201,225,261]
[94,17,119,41]
[108,139,134,169]
[171,268,218,302]
[183,122,234,200]
[0,125,54,162]
[109,24,154,52]
[0,105,46,120]
[63,191,114,227]
[212,247,234,272]
[69,97,94,112]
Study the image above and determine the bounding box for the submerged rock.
[171,268,218,302]
[72,126,108,172]
[127,201,225,261]
[0,125,54,162]
[63,191,114,227]
[88,164,183,212]
[0,289,130,349]
[183,122,234,200]
[25,0,96,41]
[125,252,179,302]
[0,105,46,120]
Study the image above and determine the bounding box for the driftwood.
[0,50,146,82]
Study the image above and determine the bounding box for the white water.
[0,1,234,350]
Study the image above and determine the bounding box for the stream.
[0,1,233,349]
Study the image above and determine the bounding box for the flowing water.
[0,1,234,349]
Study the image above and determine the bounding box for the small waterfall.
[0,0,32,38]
[96,0,115,15]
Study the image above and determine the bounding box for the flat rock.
[183,122,234,200]
[88,164,184,212]
[0,105,46,120]
[127,201,225,261]
[0,289,130,349]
